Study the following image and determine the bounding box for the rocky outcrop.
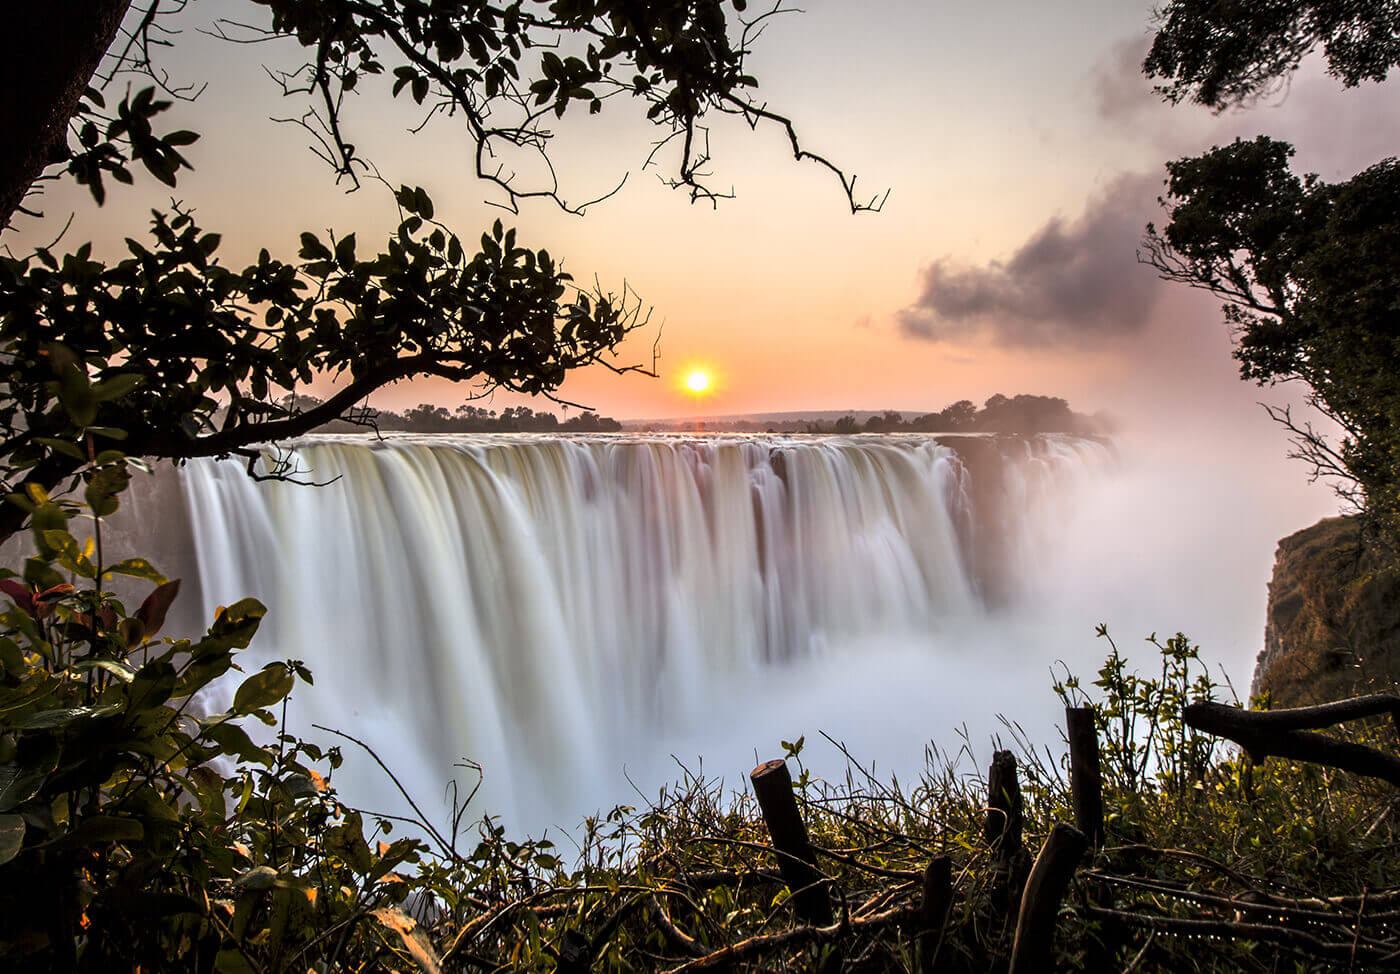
[1253,516,1400,706]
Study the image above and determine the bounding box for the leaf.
[0,580,34,616]
[136,578,182,637]
[298,232,332,261]
[335,233,357,270]
[68,659,136,683]
[59,815,144,849]
[202,721,272,767]
[413,187,434,220]
[31,437,86,460]
[0,744,58,814]
[371,906,443,974]
[105,558,167,584]
[127,661,176,712]
[40,530,96,578]
[0,814,24,865]
[232,663,294,714]
[234,865,278,891]
[15,703,122,730]
[91,373,144,402]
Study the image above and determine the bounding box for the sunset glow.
[684,369,712,394]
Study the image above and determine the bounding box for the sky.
[8,1,1396,426]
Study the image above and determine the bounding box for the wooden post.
[750,759,833,926]
[1008,824,1089,974]
[1065,707,1105,849]
[983,750,1023,859]
[917,855,953,974]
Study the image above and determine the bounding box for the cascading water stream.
[176,432,1111,829]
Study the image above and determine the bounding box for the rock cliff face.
[1253,517,1400,705]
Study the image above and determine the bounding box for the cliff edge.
[1253,516,1400,705]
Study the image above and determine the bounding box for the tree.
[0,0,874,542]
[941,399,977,430]
[1144,0,1400,109]
[1144,137,1400,537]
[1142,2,1400,545]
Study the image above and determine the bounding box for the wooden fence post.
[750,759,834,926]
[1065,707,1105,849]
[918,855,953,974]
[983,750,1023,860]
[1008,824,1089,974]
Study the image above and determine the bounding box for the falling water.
[175,432,1111,829]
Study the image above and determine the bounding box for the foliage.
[1145,0,1400,109]
[788,395,1104,435]
[0,466,410,970]
[1143,135,1400,545]
[0,203,638,492]
[308,397,625,433]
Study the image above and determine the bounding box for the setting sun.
[684,369,711,394]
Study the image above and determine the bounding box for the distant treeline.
[638,394,1112,435]
[288,393,1104,436]
[288,397,623,434]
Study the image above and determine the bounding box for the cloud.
[898,173,1165,346]
[1092,36,1159,125]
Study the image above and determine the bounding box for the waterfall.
[176,432,1111,829]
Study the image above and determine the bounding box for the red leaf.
[0,580,34,616]
[135,579,181,638]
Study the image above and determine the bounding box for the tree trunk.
[0,0,133,230]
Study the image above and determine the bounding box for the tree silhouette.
[1143,1,1400,546]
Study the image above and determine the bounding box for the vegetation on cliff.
[1254,516,1400,707]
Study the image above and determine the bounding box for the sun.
[684,369,711,394]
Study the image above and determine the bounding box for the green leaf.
[202,721,272,767]
[234,865,278,890]
[128,661,176,712]
[68,659,136,683]
[0,755,56,812]
[40,530,96,578]
[16,703,122,730]
[232,664,294,714]
[58,815,144,849]
[92,373,144,402]
[0,814,24,864]
[105,558,167,584]
[31,437,86,460]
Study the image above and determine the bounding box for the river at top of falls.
[173,431,1114,833]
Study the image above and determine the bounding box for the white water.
[178,432,1112,831]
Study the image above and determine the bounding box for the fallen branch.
[1084,905,1394,963]
[1183,702,1400,786]
[661,903,919,973]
